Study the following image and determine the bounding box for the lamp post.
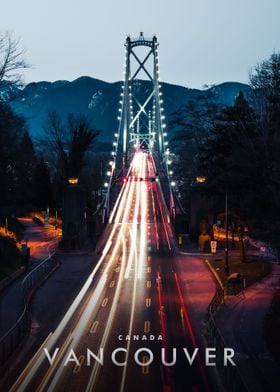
[224,192,230,275]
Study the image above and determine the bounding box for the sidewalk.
[214,263,280,392]
[0,218,58,339]
[174,253,216,340]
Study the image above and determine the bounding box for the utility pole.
[224,192,230,275]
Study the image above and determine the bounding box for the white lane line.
[90,321,99,334]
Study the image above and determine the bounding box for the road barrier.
[204,272,250,391]
[0,254,57,366]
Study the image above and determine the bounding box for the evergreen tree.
[32,158,52,211]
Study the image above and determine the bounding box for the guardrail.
[204,267,250,391]
[0,254,57,366]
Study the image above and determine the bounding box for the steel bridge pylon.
[116,32,167,170]
[103,33,176,224]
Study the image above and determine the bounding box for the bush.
[0,236,22,272]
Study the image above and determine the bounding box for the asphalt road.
[7,152,213,392]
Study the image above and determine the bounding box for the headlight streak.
[109,155,135,224]
[11,151,154,392]
[138,153,148,279]
[124,177,140,279]
[86,238,128,390]
[119,229,138,392]
[147,155,159,250]
[12,158,137,392]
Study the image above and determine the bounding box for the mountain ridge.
[9,77,251,143]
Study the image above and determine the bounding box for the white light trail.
[138,153,148,279]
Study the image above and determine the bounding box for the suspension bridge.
[6,34,212,392]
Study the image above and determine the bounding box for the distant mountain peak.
[7,76,251,143]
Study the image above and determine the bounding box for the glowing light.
[114,133,118,137]
[163,132,167,136]
[171,181,176,187]
[104,182,109,187]
[107,171,111,176]
[68,178,78,184]
[167,160,172,164]
[196,176,206,183]
[169,171,173,175]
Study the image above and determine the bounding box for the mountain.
[9,77,251,144]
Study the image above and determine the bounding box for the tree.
[248,53,280,254]
[0,102,27,211]
[67,114,98,179]
[32,158,52,211]
[170,91,220,205]
[0,31,28,94]
[44,111,98,181]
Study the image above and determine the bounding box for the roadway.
[10,151,212,392]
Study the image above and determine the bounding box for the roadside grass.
[209,254,273,294]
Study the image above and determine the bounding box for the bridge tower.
[116,32,167,169]
[103,33,175,223]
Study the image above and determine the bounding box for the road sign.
[211,240,217,254]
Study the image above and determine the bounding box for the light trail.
[11,157,138,392]
[173,272,210,392]
[138,153,148,279]
[156,272,172,391]
[86,233,130,389]
[11,150,177,392]
[147,156,159,250]
[119,229,138,392]
[124,159,141,279]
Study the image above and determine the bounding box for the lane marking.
[146,298,151,307]
[101,298,108,307]
[109,280,115,288]
[147,267,151,273]
[147,281,151,288]
[141,356,150,375]
[144,321,150,333]
[73,355,85,374]
[147,256,151,261]
[90,321,99,334]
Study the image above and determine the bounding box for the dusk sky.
[1,0,280,88]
